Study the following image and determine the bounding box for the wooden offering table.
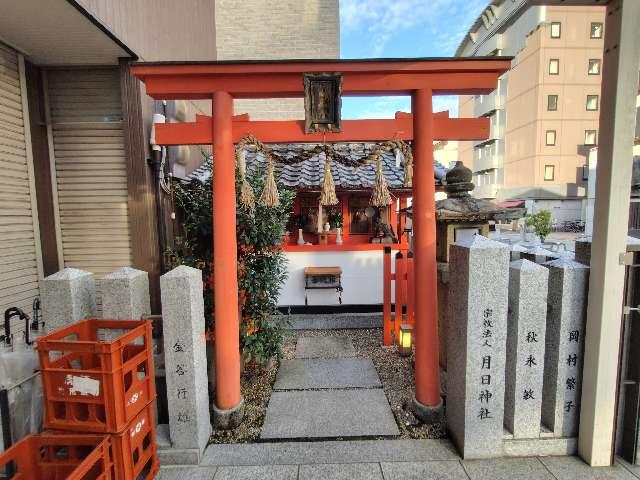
[303,266,343,305]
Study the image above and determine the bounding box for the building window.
[582,165,589,181]
[544,165,555,181]
[547,94,558,111]
[590,22,603,39]
[546,130,557,146]
[549,58,560,75]
[588,59,601,75]
[550,22,561,38]
[584,130,597,145]
[586,95,599,111]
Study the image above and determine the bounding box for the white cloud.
[340,0,488,56]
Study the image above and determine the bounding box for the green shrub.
[525,210,552,242]
[168,155,294,366]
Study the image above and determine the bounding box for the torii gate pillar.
[210,91,244,428]
[411,88,444,421]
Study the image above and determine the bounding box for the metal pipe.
[0,388,14,477]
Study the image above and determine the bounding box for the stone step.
[200,439,459,466]
[295,336,356,358]
[274,358,381,390]
[261,389,400,440]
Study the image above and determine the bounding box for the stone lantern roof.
[435,161,525,223]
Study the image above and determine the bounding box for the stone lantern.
[435,161,524,262]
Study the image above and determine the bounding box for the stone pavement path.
[157,439,640,479]
[261,336,400,439]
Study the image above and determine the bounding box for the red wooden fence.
[383,246,414,346]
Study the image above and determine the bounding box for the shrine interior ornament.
[370,157,392,207]
[303,73,343,134]
[320,155,339,206]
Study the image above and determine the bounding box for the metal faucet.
[3,307,32,346]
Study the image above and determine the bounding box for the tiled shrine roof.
[185,143,449,190]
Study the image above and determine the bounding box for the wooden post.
[412,88,442,416]
[579,0,640,466]
[406,250,415,328]
[341,194,350,242]
[212,91,242,413]
[399,196,408,245]
[389,197,398,241]
[383,246,392,346]
[395,251,406,342]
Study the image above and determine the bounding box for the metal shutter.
[47,68,132,305]
[0,43,42,328]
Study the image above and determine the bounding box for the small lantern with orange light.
[398,324,413,357]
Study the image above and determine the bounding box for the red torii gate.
[131,58,510,427]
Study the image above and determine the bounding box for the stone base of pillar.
[412,396,444,424]
[212,397,245,430]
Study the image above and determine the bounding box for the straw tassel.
[260,156,280,207]
[403,154,413,188]
[370,157,392,207]
[237,148,256,212]
[320,156,338,206]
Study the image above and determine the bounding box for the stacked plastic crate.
[0,319,159,479]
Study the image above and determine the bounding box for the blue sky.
[339,0,488,119]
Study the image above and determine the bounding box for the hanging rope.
[370,157,392,207]
[320,155,338,206]
[235,134,280,208]
[364,140,413,188]
[236,147,255,212]
[233,135,414,211]
[260,159,280,207]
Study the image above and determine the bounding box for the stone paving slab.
[200,439,460,466]
[157,466,217,480]
[298,463,382,480]
[158,458,640,480]
[381,461,470,480]
[261,389,399,439]
[273,358,380,390]
[463,458,555,480]
[540,456,637,480]
[617,457,640,479]
[211,465,298,480]
[295,336,356,358]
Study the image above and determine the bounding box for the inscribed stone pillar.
[574,237,592,266]
[447,235,510,459]
[41,268,96,333]
[504,260,548,438]
[102,267,151,319]
[541,258,589,437]
[160,266,211,457]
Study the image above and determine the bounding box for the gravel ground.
[209,328,446,443]
[210,361,278,444]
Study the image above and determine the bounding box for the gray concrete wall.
[214,0,339,120]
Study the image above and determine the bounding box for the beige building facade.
[457,1,605,223]
[214,0,340,120]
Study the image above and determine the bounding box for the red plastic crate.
[37,319,156,433]
[0,433,115,480]
[110,401,159,480]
